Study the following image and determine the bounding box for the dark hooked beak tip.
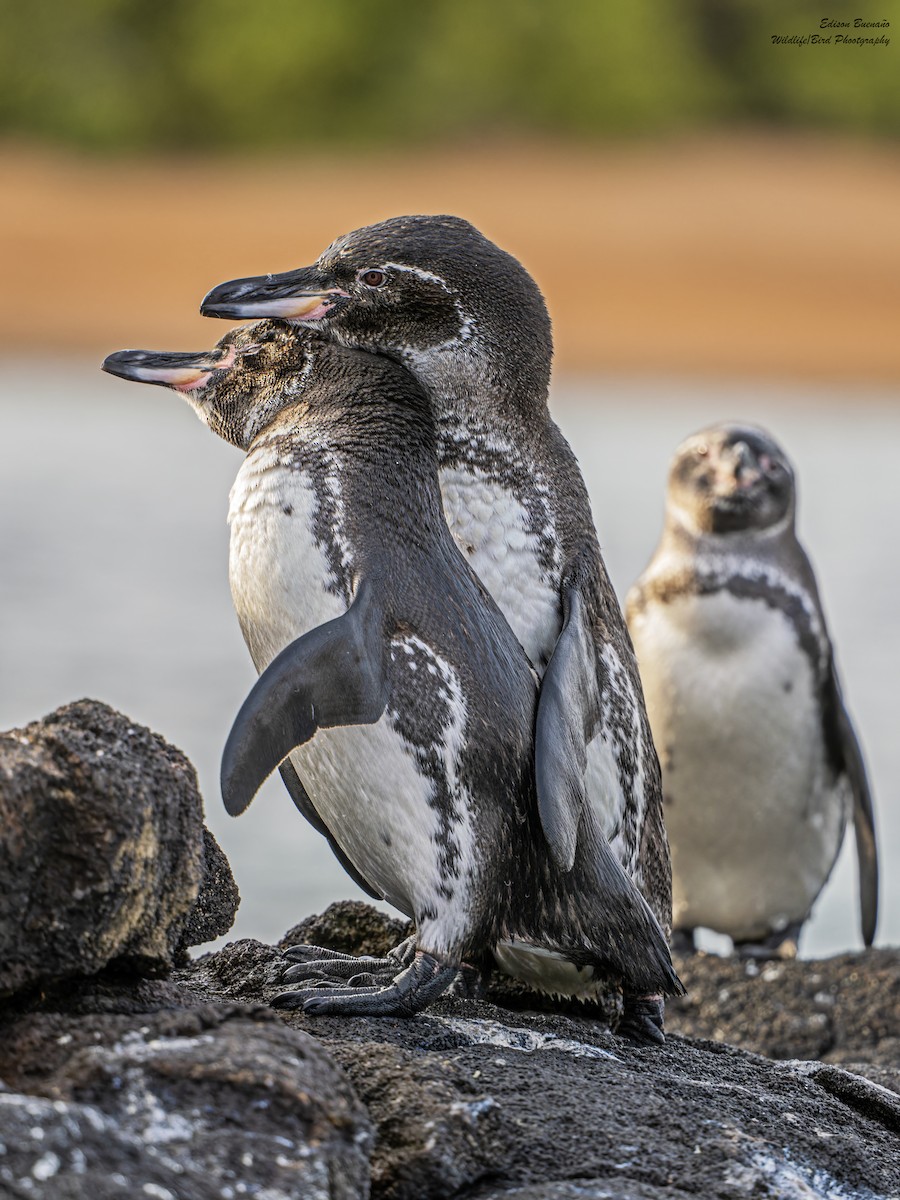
[200,271,350,321]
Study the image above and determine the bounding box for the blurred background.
[2,0,898,957]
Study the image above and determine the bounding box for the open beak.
[101,344,236,392]
[200,267,349,322]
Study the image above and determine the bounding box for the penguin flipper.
[278,759,381,900]
[535,584,600,871]
[222,579,389,817]
[825,660,879,946]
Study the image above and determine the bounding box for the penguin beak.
[724,441,762,492]
[200,268,349,322]
[101,344,236,392]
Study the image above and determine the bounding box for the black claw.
[271,990,310,1010]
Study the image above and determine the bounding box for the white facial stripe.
[381,262,453,291]
[374,262,476,346]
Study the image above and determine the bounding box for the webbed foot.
[670,928,696,954]
[273,949,459,1017]
[734,923,802,961]
[618,993,666,1046]
[280,934,416,988]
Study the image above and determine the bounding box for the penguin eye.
[357,268,387,288]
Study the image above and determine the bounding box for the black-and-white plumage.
[199,216,674,976]
[626,422,878,956]
[103,322,681,1022]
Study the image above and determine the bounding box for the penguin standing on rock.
[626,422,879,957]
[102,322,682,1025]
[200,215,675,1035]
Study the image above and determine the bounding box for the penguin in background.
[626,421,878,958]
[200,215,676,1030]
[103,321,682,1033]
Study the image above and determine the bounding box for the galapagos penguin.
[102,322,682,1022]
[200,216,675,1030]
[626,422,879,957]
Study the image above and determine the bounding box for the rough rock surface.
[178,826,242,954]
[667,949,900,1082]
[184,934,899,1200]
[2,703,898,1200]
[0,1004,372,1200]
[2,901,899,1199]
[0,700,238,996]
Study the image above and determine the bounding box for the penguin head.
[666,423,795,537]
[102,321,323,449]
[200,215,553,413]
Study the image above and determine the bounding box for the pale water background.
[1,358,897,958]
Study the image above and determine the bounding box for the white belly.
[438,465,561,672]
[228,452,347,670]
[290,711,477,955]
[631,590,846,941]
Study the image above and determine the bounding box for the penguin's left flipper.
[222,579,388,817]
[534,583,599,872]
[272,951,459,1017]
[825,659,879,946]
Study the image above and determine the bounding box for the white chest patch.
[631,590,847,940]
[227,448,347,672]
[438,465,561,671]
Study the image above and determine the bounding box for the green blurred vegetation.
[1,0,898,151]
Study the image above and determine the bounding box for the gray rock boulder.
[0,1004,371,1200]
[0,700,238,997]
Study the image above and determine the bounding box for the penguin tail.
[576,835,686,999]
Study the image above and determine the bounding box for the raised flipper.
[824,658,879,946]
[534,584,600,872]
[277,759,381,900]
[222,579,389,817]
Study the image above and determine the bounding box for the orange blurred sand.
[3,135,900,382]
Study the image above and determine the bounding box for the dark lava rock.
[4,894,900,1199]
[0,1004,371,1200]
[667,949,900,1068]
[280,899,413,957]
[3,699,899,1200]
[0,700,237,998]
[177,826,241,954]
[182,930,900,1200]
